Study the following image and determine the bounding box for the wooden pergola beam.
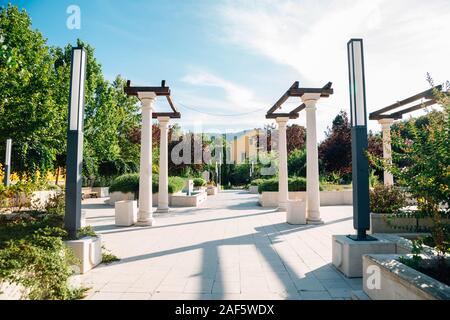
[265,113,299,119]
[266,81,299,115]
[369,85,441,120]
[266,81,333,120]
[125,80,181,118]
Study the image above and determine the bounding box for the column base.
[156,207,170,214]
[307,218,324,225]
[136,209,155,226]
[277,206,287,212]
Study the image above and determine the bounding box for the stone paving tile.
[80,192,359,300]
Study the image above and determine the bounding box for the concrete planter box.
[0,282,28,300]
[115,200,137,226]
[363,254,450,300]
[107,191,135,205]
[286,199,306,225]
[206,186,218,196]
[370,213,449,234]
[92,187,109,198]
[65,236,102,274]
[259,190,353,207]
[248,186,259,194]
[171,191,207,207]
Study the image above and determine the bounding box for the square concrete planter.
[206,186,218,196]
[65,236,102,274]
[115,200,137,226]
[363,254,450,300]
[286,199,306,225]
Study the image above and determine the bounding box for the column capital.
[301,93,321,109]
[138,92,157,109]
[275,116,289,127]
[378,118,395,127]
[157,116,170,126]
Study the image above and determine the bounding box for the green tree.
[0,5,60,179]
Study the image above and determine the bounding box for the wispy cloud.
[217,0,450,133]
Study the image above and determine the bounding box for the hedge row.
[256,177,311,193]
[109,174,185,195]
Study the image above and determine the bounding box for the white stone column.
[303,93,322,224]
[379,118,395,186]
[157,116,170,213]
[137,92,156,226]
[276,117,289,211]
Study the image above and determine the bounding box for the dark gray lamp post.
[3,139,11,186]
[347,39,376,241]
[64,47,87,239]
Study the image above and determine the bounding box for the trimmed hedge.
[110,174,185,195]
[249,179,266,187]
[153,176,186,194]
[258,177,310,193]
[193,178,206,187]
[109,173,139,194]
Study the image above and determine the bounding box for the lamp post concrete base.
[332,234,396,278]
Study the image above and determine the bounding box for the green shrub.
[250,179,266,186]
[109,174,139,194]
[258,177,309,193]
[193,178,206,187]
[369,185,407,213]
[0,226,83,300]
[152,176,186,194]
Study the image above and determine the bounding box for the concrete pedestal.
[286,199,306,225]
[65,236,102,274]
[115,200,137,226]
[332,234,396,278]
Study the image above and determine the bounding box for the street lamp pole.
[347,39,375,241]
[64,47,87,239]
[3,139,12,187]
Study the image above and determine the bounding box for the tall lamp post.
[347,39,376,241]
[3,139,12,186]
[64,47,87,239]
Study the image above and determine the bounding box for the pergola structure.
[369,85,441,186]
[266,82,333,224]
[125,80,181,224]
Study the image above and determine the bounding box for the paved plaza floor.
[78,190,362,300]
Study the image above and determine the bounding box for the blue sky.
[7,0,450,140]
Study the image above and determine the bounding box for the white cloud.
[217,0,450,135]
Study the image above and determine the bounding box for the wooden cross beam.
[125,80,181,118]
[369,85,441,120]
[266,81,333,120]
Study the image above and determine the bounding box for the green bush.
[250,179,266,186]
[109,173,139,194]
[153,176,186,194]
[193,178,206,187]
[258,177,309,193]
[288,149,307,177]
[0,214,85,300]
[369,185,407,213]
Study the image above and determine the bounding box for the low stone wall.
[259,190,353,207]
[248,186,259,194]
[106,192,135,205]
[370,213,450,234]
[363,254,450,300]
[171,190,207,207]
[91,187,109,198]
